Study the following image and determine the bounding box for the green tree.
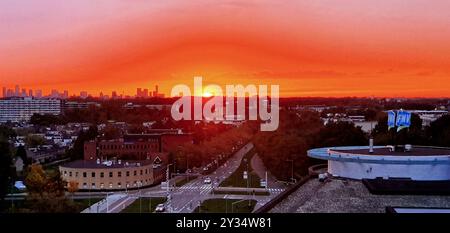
[15,145,30,167]
[23,164,77,213]
[66,126,98,160]
[427,115,450,147]
[314,121,368,148]
[373,113,425,145]
[0,140,13,209]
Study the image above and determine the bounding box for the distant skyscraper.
[63,90,69,99]
[15,85,19,96]
[136,88,142,97]
[143,89,148,98]
[51,89,59,98]
[28,89,33,97]
[2,87,6,98]
[35,90,42,98]
[112,91,117,99]
[7,89,13,97]
[21,88,27,97]
[80,91,88,99]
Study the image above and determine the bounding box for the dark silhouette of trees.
[427,115,450,147]
[66,126,98,161]
[314,121,368,148]
[0,140,13,209]
[15,145,30,167]
[373,113,426,145]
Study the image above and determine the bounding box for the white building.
[308,146,450,181]
[0,97,62,122]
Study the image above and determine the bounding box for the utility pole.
[265,171,268,190]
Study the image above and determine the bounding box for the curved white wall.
[328,160,450,180]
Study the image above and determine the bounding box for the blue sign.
[395,110,411,132]
[387,111,396,129]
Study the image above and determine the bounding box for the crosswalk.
[178,184,213,194]
[176,184,284,195]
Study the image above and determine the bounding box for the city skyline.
[2,1,450,98]
[2,84,164,99]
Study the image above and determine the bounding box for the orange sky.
[1,0,450,97]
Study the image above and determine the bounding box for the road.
[57,142,285,213]
[160,142,256,213]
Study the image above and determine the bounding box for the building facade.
[0,97,62,122]
[84,132,192,161]
[60,158,166,190]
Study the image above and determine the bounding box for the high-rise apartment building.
[0,97,62,122]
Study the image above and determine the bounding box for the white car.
[203,177,212,184]
[155,204,165,212]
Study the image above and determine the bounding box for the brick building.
[84,130,192,161]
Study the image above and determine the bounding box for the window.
[92,172,95,178]
[126,171,130,177]
[134,171,137,176]
[83,172,87,178]
[100,183,104,188]
[109,183,113,188]
[83,183,87,188]
[109,172,113,178]
[140,170,143,175]
[91,183,95,188]
[145,169,148,174]
[118,171,122,177]
[118,182,121,187]
[69,171,72,177]
[75,172,79,177]
[64,171,67,176]
[100,172,104,178]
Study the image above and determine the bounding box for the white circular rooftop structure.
[308,146,450,181]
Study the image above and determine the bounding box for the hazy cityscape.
[1,87,450,214]
[2,84,165,100]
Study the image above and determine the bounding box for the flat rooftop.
[60,160,153,169]
[270,178,450,213]
[333,147,450,156]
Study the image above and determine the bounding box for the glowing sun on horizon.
[202,91,213,97]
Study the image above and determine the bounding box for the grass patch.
[73,198,103,211]
[220,148,261,188]
[2,197,103,213]
[193,198,256,213]
[121,197,167,213]
[212,190,270,196]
